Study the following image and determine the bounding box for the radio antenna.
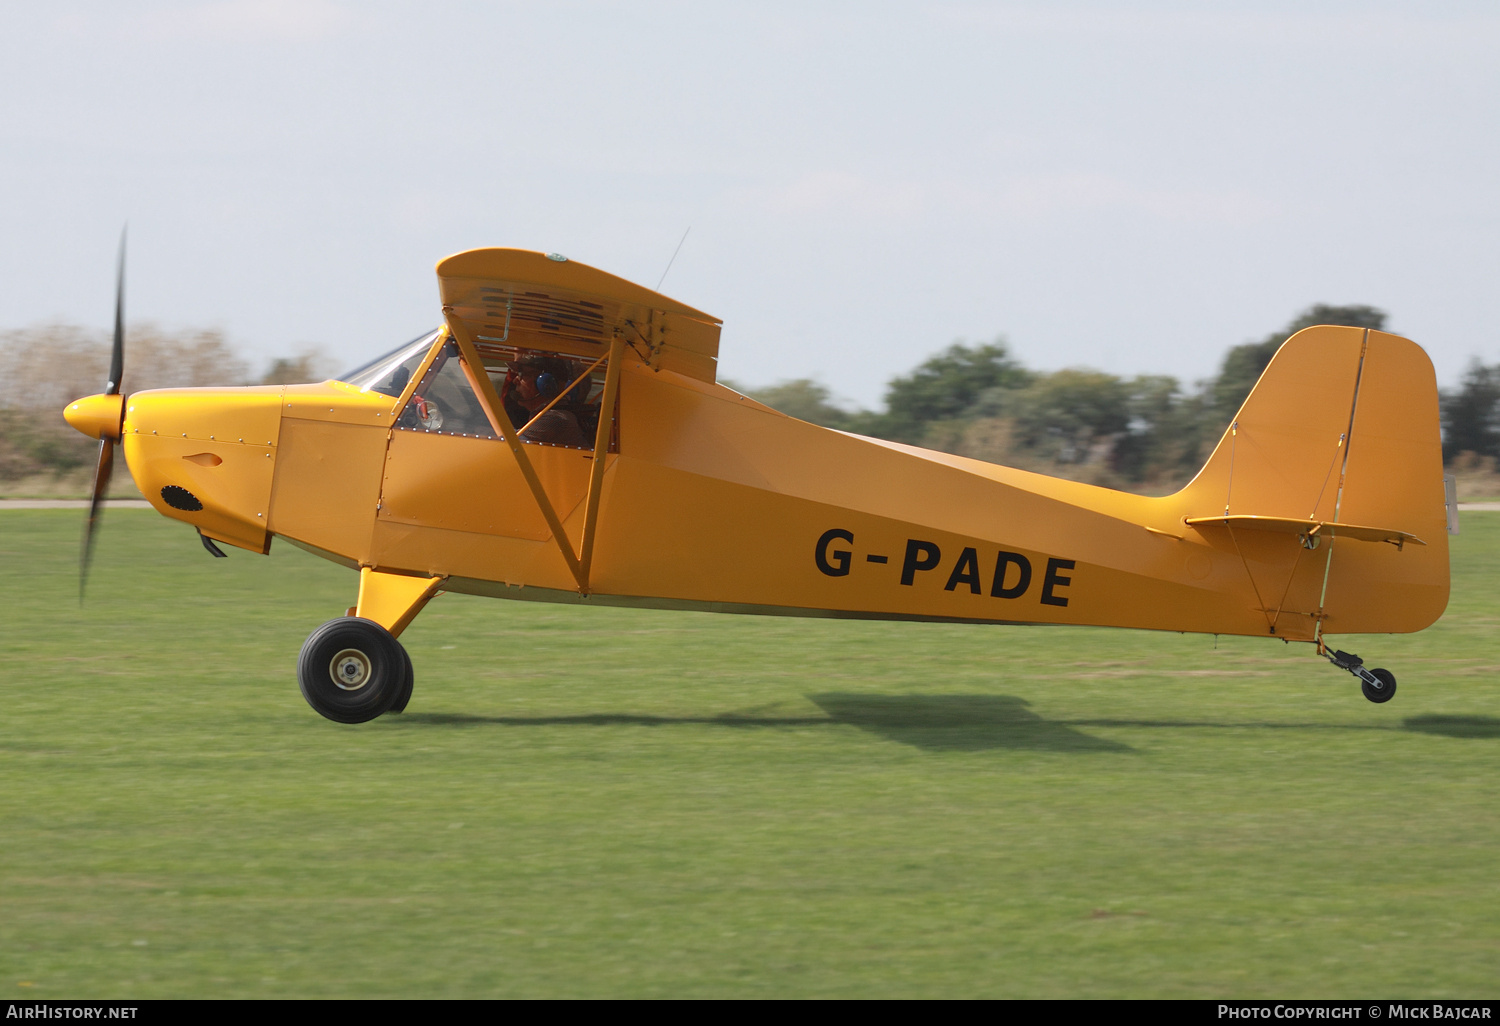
[655,227,691,291]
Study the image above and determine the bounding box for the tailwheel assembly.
[1322,646,1397,704]
[298,617,410,723]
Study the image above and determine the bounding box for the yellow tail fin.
[1180,326,1449,639]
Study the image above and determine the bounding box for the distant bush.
[1441,360,1500,463]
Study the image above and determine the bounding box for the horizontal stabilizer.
[1184,514,1424,549]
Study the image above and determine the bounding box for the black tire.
[1361,668,1397,704]
[388,644,415,714]
[297,617,406,723]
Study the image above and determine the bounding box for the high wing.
[436,248,723,383]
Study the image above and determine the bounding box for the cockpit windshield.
[337,330,442,396]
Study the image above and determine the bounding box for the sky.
[2,1,1498,408]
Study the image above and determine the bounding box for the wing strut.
[578,334,624,585]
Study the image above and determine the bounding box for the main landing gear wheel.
[1361,667,1397,704]
[297,617,408,723]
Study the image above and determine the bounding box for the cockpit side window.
[394,338,616,452]
[395,340,497,439]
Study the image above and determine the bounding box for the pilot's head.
[512,355,576,403]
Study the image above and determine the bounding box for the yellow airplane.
[64,245,1454,722]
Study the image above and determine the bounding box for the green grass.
[2,511,1498,998]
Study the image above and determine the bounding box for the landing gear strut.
[1322,646,1397,704]
[297,617,412,723]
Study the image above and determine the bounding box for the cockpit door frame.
[443,309,623,595]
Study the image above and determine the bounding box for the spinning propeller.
[64,229,129,600]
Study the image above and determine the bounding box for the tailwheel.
[297,617,408,723]
[1322,646,1398,704]
[1361,668,1397,704]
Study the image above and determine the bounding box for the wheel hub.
[329,648,373,690]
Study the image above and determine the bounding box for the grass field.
[1,510,1497,998]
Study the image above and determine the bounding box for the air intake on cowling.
[161,485,203,512]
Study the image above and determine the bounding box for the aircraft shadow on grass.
[398,703,1500,750]
[1400,715,1500,739]
[808,694,1131,752]
[401,694,1132,753]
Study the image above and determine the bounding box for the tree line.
[734,305,1500,494]
[2,310,1496,493]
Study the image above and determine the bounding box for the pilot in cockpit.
[503,355,588,448]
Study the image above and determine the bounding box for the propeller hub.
[64,393,125,440]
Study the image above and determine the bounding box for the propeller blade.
[83,227,127,600]
[107,227,125,395]
[81,438,114,601]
